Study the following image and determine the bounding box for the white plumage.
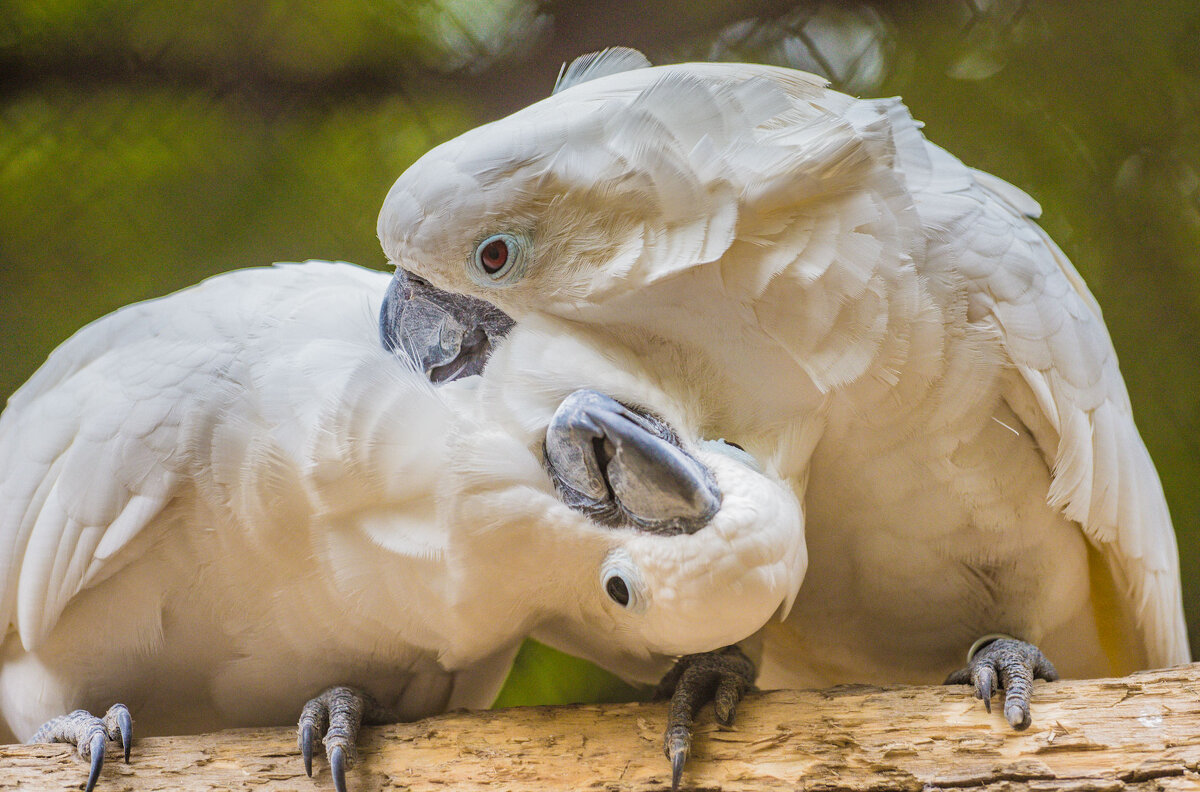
[379,51,1189,691]
[0,260,806,742]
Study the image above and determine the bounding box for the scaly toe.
[103,704,132,763]
[298,692,333,777]
[1004,699,1032,730]
[297,685,381,788]
[946,636,1057,730]
[30,708,127,792]
[658,646,756,790]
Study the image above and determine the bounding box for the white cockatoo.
[0,261,806,791]
[377,48,1190,784]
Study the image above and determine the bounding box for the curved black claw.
[299,685,395,789]
[300,720,318,777]
[102,704,132,764]
[655,646,756,791]
[544,389,721,535]
[85,732,105,792]
[380,268,514,383]
[329,745,348,792]
[944,636,1059,730]
[670,747,687,792]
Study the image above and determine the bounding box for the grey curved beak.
[380,269,514,383]
[544,390,721,535]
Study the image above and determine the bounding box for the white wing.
[883,103,1189,668]
[0,261,394,651]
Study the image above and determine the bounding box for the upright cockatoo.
[377,48,1190,784]
[0,261,806,791]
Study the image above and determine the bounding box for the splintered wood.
[2,663,1197,791]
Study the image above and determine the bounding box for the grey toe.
[946,637,1058,730]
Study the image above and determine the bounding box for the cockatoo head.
[445,383,807,667]
[596,444,804,660]
[378,49,834,323]
[423,310,807,672]
[378,275,805,669]
[539,389,805,660]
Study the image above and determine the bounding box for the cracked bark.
[1,663,1197,791]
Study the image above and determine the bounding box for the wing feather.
[1,309,198,649]
[553,47,652,95]
[0,261,396,651]
[885,105,1189,667]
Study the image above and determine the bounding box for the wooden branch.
[3,664,1198,791]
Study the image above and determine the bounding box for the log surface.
[2,664,1198,791]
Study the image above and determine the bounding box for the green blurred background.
[1,0,1198,705]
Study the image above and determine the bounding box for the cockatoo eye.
[600,549,646,612]
[479,238,507,273]
[605,575,631,606]
[473,233,521,281]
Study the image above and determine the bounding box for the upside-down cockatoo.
[376,48,1190,787]
[0,261,806,791]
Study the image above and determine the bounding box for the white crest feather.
[553,47,652,94]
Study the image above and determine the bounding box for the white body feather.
[380,55,1189,689]
[0,261,806,741]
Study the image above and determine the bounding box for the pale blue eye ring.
[471,233,523,284]
[600,549,647,612]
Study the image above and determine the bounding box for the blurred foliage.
[1,0,1197,706]
[492,640,641,708]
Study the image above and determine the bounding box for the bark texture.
[2,663,1198,791]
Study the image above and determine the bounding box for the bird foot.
[655,645,756,791]
[29,704,132,792]
[299,685,399,792]
[944,635,1059,730]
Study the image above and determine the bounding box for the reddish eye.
[473,233,521,282]
[479,238,508,274]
